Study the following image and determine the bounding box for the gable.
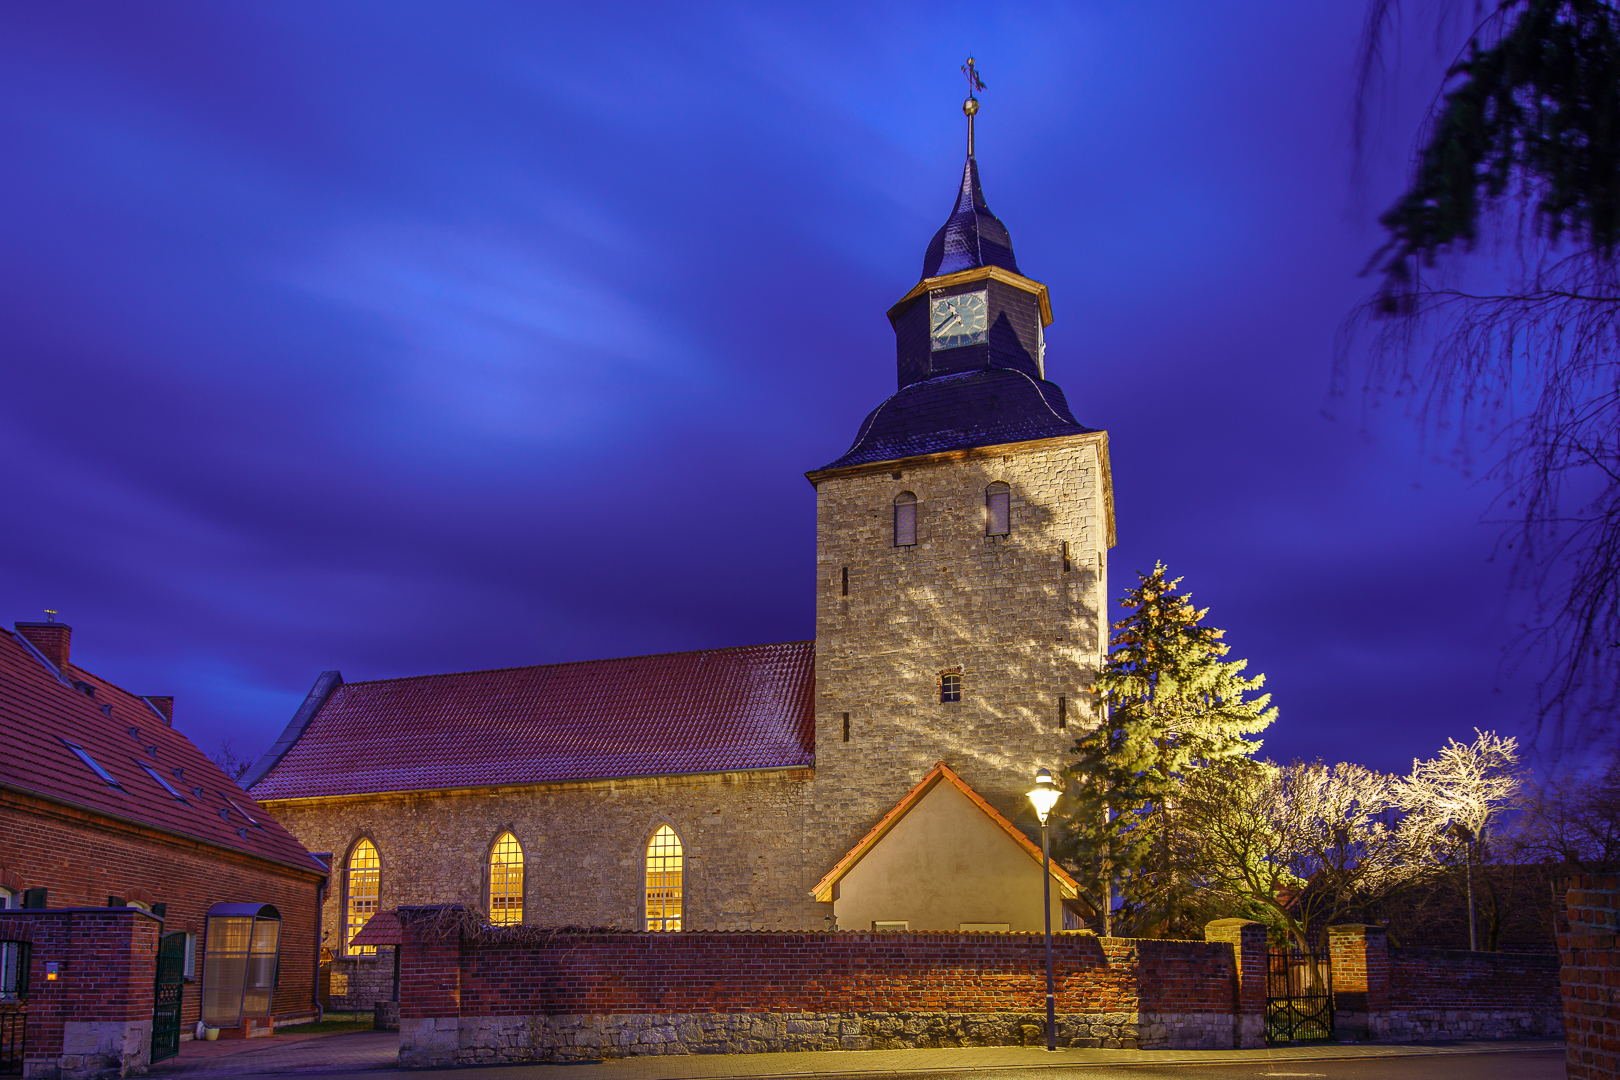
[811,761,1077,903]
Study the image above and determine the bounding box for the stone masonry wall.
[810,432,1113,880]
[0,908,159,1080]
[395,908,1260,1067]
[265,768,827,958]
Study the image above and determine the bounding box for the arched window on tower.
[645,825,683,932]
[986,482,1011,536]
[489,832,524,925]
[345,839,380,956]
[893,492,917,547]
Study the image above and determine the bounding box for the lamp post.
[1448,821,1478,951]
[1026,768,1062,1052]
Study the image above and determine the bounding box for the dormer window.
[894,492,917,547]
[986,482,1011,536]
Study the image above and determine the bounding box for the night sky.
[0,3,1540,776]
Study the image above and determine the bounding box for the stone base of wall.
[325,957,391,1014]
[1335,1008,1563,1043]
[400,1010,1237,1067]
[25,1020,153,1080]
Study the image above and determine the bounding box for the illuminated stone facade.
[807,432,1111,868]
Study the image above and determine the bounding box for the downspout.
[312,868,327,1022]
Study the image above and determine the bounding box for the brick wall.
[0,908,159,1080]
[0,787,324,1031]
[1562,874,1620,1079]
[394,908,1263,1066]
[1329,923,1561,1043]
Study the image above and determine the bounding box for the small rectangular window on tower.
[1062,541,1071,574]
[842,712,850,742]
[940,673,962,703]
[1058,694,1067,729]
[841,567,849,596]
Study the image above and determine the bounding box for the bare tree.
[1347,0,1620,754]
[1176,758,1412,949]
[210,739,254,782]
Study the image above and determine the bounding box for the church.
[245,91,1115,1002]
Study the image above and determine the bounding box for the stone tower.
[806,126,1115,877]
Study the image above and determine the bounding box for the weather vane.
[961,57,986,157]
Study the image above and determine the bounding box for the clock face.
[929,290,989,351]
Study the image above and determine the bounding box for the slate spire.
[920,62,1020,280]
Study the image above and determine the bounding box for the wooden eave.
[887,266,1053,329]
[809,761,1079,903]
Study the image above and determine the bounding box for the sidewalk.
[145,1031,1564,1080]
[433,1039,1565,1080]
[148,1030,398,1076]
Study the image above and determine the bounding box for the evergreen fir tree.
[1060,562,1276,937]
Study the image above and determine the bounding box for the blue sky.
[0,2,1546,774]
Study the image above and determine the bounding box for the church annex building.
[244,130,1115,1003]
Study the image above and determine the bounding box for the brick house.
[247,138,1115,996]
[0,618,329,1057]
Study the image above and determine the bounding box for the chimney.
[15,621,71,671]
[143,696,175,726]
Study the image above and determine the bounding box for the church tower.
[806,82,1115,877]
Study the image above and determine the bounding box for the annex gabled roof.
[810,761,1079,903]
[248,640,816,802]
[0,627,323,873]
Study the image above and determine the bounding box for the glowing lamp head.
[1026,768,1061,825]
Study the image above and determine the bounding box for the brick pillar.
[397,906,463,1069]
[1205,918,1266,1049]
[1327,924,1389,1041]
[1562,874,1620,1080]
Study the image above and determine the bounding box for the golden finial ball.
[963,97,979,116]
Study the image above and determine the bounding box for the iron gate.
[0,940,30,1075]
[1264,943,1334,1043]
[151,932,186,1064]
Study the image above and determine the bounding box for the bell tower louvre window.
[986,482,1011,536]
[894,492,917,546]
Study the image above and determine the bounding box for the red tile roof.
[248,641,815,801]
[0,627,324,873]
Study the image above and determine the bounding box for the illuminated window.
[986,482,1011,536]
[893,492,917,546]
[489,832,523,925]
[941,673,962,703]
[644,825,683,932]
[345,840,380,956]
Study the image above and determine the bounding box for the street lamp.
[1448,821,1478,951]
[1027,768,1062,1052]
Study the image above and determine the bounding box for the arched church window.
[489,832,523,925]
[893,492,917,547]
[345,839,381,956]
[986,482,1011,536]
[644,825,683,932]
